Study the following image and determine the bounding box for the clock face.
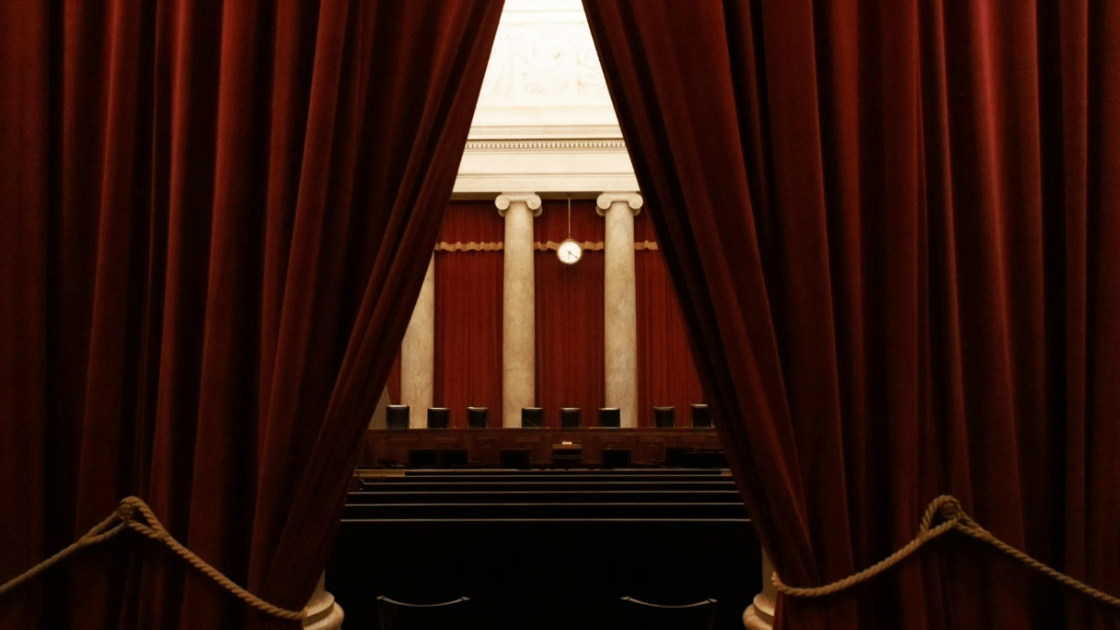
[557,239,582,265]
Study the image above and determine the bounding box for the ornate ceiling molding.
[465,138,628,151]
[453,0,638,195]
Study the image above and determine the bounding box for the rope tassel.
[0,496,307,623]
[773,495,1120,611]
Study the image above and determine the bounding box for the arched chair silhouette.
[653,405,676,428]
[598,407,621,428]
[521,406,544,428]
[426,406,450,429]
[386,404,410,430]
[375,595,472,630]
[467,406,489,429]
[690,403,712,428]
[560,406,581,429]
[617,596,716,630]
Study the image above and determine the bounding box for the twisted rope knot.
[918,495,962,536]
[116,497,139,523]
[933,496,962,523]
[116,496,169,542]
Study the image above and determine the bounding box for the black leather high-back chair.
[690,403,712,428]
[427,407,450,429]
[467,406,488,429]
[618,596,716,630]
[598,407,621,428]
[376,595,472,630]
[386,405,409,430]
[560,407,581,429]
[521,407,543,428]
[654,406,675,429]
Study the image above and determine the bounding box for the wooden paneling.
[361,428,723,467]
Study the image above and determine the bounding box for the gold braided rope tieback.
[0,496,308,623]
[772,495,1120,610]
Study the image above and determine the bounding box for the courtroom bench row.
[347,468,746,522]
[329,467,757,630]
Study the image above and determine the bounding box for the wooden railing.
[360,427,724,468]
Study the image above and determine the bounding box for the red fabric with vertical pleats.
[534,199,606,427]
[433,201,505,428]
[585,0,1120,628]
[634,211,705,427]
[0,2,504,628]
[388,352,402,405]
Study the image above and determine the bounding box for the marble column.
[400,255,435,428]
[302,573,344,630]
[496,193,541,427]
[597,192,642,428]
[743,551,776,630]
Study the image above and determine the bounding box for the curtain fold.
[0,1,504,629]
[584,0,1120,628]
[434,201,505,428]
[534,199,605,426]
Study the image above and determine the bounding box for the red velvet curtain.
[585,1,1120,629]
[635,210,705,427]
[434,201,505,427]
[534,199,605,427]
[0,2,503,629]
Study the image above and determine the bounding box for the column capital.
[496,192,543,217]
[596,192,643,216]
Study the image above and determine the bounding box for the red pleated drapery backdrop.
[0,2,504,629]
[434,201,505,428]
[585,1,1120,629]
[534,198,605,427]
[387,353,402,405]
[634,210,705,428]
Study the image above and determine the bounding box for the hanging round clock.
[557,238,582,264]
[557,195,582,265]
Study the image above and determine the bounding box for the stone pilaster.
[400,255,435,427]
[743,551,776,630]
[597,192,642,428]
[496,193,542,427]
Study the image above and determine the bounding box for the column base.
[743,593,775,630]
[303,574,345,630]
